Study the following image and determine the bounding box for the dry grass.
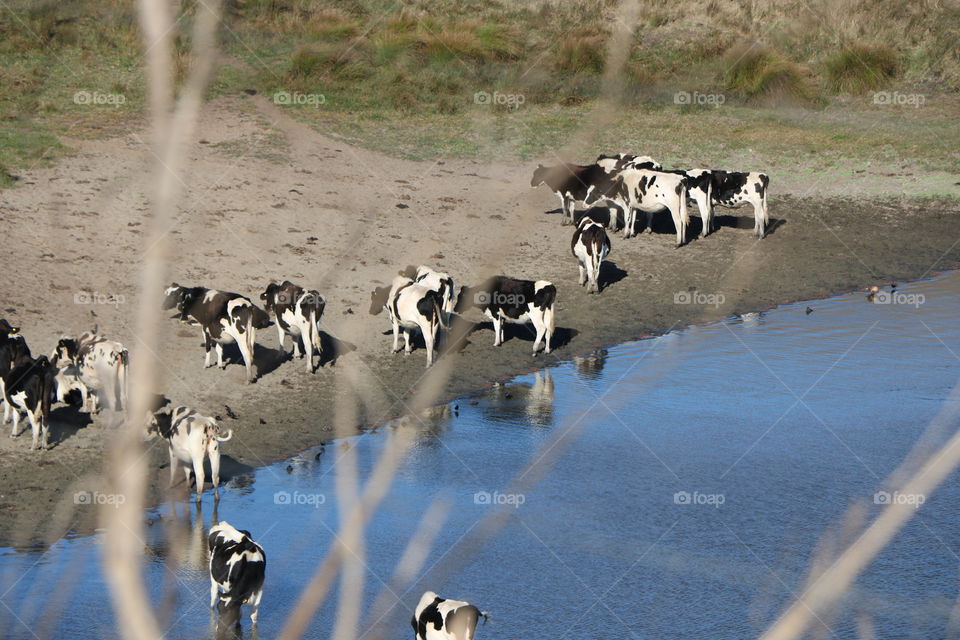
[824,43,900,94]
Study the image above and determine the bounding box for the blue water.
[2,273,959,639]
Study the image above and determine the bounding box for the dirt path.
[1,93,959,547]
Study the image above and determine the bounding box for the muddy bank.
[0,96,958,547]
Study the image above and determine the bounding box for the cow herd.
[0,151,769,634]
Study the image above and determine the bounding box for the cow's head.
[530,164,548,187]
[162,283,186,312]
[260,282,281,310]
[454,285,481,313]
[369,286,391,316]
[0,319,19,336]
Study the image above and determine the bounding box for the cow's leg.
[215,343,225,369]
[28,410,40,450]
[698,197,711,238]
[532,317,546,356]
[391,318,401,353]
[249,588,263,625]
[492,316,502,347]
[10,409,23,438]
[169,449,179,487]
[242,324,256,383]
[204,333,215,368]
[423,320,436,367]
[578,262,587,287]
[671,206,685,247]
[275,320,286,354]
[560,196,570,226]
[304,322,315,372]
[403,328,412,354]
[209,579,219,609]
[755,199,767,238]
[192,455,205,503]
[291,330,302,358]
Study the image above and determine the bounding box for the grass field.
[2,0,959,186]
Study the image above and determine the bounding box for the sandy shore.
[0,94,958,547]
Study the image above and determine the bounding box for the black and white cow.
[0,319,32,426]
[6,355,55,450]
[148,405,233,502]
[260,281,326,373]
[163,284,272,383]
[369,276,447,367]
[455,276,556,355]
[709,170,770,238]
[572,216,611,293]
[53,332,128,412]
[412,591,486,640]
[599,168,690,244]
[208,521,266,628]
[399,265,457,326]
[655,168,714,237]
[530,163,621,225]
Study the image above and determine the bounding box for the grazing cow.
[571,216,611,294]
[53,332,128,412]
[412,591,486,640]
[601,168,690,244]
[208,521,266,628]
[148,405,233,502]
[163,284,272,383]
[260,281,326,373]
[6,355,55,450]
[399,265,457,325]
[710,170,770,238]
[455,276,556,355]
[0,320,32,425]
[530,163,621,225]
[369,276,447,367]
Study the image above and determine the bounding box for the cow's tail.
[40,359,54,430]
[679,180,690,225]
[117,349,129,412]
[215,427,233,443]
[761,173,769,221]
[434,294,448,330]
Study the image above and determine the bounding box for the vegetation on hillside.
[1,0,958,183]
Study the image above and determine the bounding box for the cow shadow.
[465,320,578,351]
[634,210,784,239]
[44,403,95,448]
[247,330,356,378]
[598,260,627,292]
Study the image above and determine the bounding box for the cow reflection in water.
[574,349,608,380]
[483,369,555,427]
